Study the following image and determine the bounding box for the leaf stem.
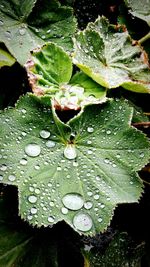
[138,32,150,45]
[132,121,150,127]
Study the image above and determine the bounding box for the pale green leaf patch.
[0,47,15,67]
[73,16,150,93]
[25,43,107,109]
[0,0,77,64]
[0,94,149,235]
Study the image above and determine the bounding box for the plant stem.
[138,32,150,45]
[132,121,150,127]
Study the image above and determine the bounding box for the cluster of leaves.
[0,0,150,266]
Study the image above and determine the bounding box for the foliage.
[0,0,150,266]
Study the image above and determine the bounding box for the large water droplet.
[28,195,37,203]
[46,140,56,148]
[8,175,16,182]
[73,213,93,232]
[25,144,41,157]
[40,130,50,139]
[64,144,77,160]
[0,175,3,181]
[62,193,84,210]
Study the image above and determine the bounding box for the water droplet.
[0,175,3,181]
[30,207,37,214]
[27,215,33,220]
[98,217,103,222]
[25,144,41,157]
[64,144,77,160]
[61,207,68,214]
[34,165,40,170]
[94,194,99,200]
[49,201,54,207]
[0,164,7,171]
[87,127,94,133]
[20,158,27,165]
[62,193,84,210]
[28,195,37,203]
[106,130,111,135]
[104,158,109,164]
[40,130,50,139]
[46,140,56,148]
[87,140,92,145]
[35,188,40,194]
[19,28,26,35]
[73,161,79,167]
[84,201,93,210]
[48,216,54,223]
[87,191,93,197]
[8,175,16,181]
[139,152,144,158]
[73,213,93,232]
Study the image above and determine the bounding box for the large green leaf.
[73,16,150,93]
[25,43,107,109]
[0,94,149,235]
[124,0,150,26]
[0,0,76,64]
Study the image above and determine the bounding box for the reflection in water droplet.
[30,207,37,214]
[62,193,84,210]
[28,195,37,203]
[25,144,41,157]
[8,175,16,181]
[84,201,93,210]
[48,216,54,223]
[46,140,56,148]
[40,130,50,139]
[73,213,93,232]
[20,158,27,165]
[64,144,77,160]
[61,207,68,214]
[87,127,94,133]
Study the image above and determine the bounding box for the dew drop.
[35,188,40,194]
[73,213,93,232]
[84,201,93,210]
[30,207,37,214]
[73,161,79,167]
[48,216,55,223]
[0,20,4,26]
[106,130,111,135]
[98,217,103,223]
[28,195,37,203]
[87,127,94,133]
[139,152,144,158]
[61,207,68,214]
[8,175,16,181]
[64,144,77,160]
[46,140,56,148]
[25,144,41,157]
[40,130,50,139]
[0,164,7,171]
[20,158,27,165]
[0,175,3,181]
[94,194,99,200]
[62,193,84,210]
[19,28,26,35]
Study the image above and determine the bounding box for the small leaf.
[0,47,15,67]
[25,43,107,109]
[0,0,77,64]
[73,16,150,93]
[0,94,149,235]
[124,0,150,26]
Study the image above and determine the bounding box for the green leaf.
[73,16,150,93]
[0,47,15,67]
[0,0,76,64]
[83,232,145,267]
[124,0,150,26]
[0,94,149,235]
[25,43,107,109]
